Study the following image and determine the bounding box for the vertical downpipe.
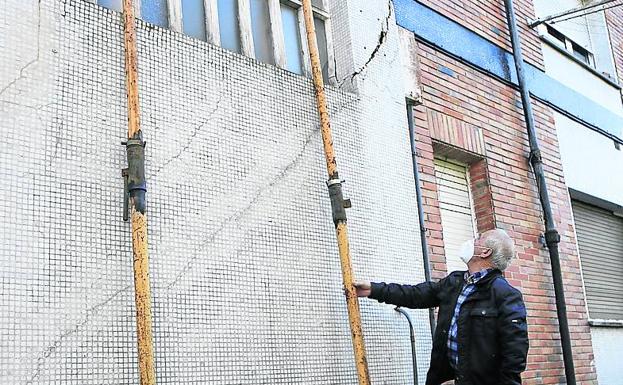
[395,306,419,385]
[406,102,436,334]
[503,1,576,384]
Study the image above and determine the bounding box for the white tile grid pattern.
[0,0,431,383]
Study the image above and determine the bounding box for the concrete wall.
[536,5,623,384]
[590,327,623,385]
[542,45,623,116]
[556,111,623,207]
[0,0,432,383]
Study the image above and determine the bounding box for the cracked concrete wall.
[0,0,431,384]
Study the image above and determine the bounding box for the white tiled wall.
[0,1,431,383]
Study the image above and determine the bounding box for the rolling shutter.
[572,200,623,320]
[434,159,476,273]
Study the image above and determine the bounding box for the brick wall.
[606,7,623,84]
[468,160,497,234]
[412,40,598,384]
[417,0,544,69]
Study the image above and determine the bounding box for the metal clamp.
[326,178,345,187]
[326,177,352,226]
[122,168,129,221]
[528,148,542,165]
[121,132,147,218]
[544,228,561,245]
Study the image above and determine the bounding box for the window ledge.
[540,34,621,90]
[588,319,623,328]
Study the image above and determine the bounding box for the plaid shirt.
[447,268,493,370]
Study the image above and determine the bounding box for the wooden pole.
[123,0,141,139]
[122,1,156,384]
[301,1,371,384]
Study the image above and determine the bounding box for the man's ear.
[481,248,493,259]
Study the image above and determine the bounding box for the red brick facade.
[410,40,598,384]
[606,7,623,84]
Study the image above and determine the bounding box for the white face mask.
[459,239,475,265]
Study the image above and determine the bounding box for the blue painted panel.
[438,65,454,77]
[394,0,516,83]
[393,0,623,139]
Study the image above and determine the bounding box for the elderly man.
[355,229,529,385]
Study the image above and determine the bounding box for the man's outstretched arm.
[354,279,444,309]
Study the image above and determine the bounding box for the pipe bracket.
[122,168,129,221]
[123,131,147,216]
[327,178,351,226]
[545,228,560,245]
[529,148,542,165]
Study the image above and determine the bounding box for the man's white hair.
[483,229,515,271]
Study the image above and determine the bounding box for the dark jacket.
[370,270,528,385]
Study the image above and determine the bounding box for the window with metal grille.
[95,0,335,81]
[541,23,595,67]
[572,200,623,321]
[434,159,478,274]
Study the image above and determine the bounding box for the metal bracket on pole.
[327,178,352,226]
[122,132,147,215]
[122,168,129,221]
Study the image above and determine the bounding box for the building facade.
[0,0,621,384]
[533,1,623,384]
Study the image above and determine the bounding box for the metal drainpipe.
[395,307,419,385]
[503,1,577,384]
[406,102,436,334]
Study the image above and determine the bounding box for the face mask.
[459,239,475,265]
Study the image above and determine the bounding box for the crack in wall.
[339,1,393,88]
[0,0,43,99]
[331,95,362,116]
[51,120,65,162]
[23,91,356,382]
[149,94,224,179]
[25,284,132,384]
[0,99,53,112]
[162,126,320,292]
